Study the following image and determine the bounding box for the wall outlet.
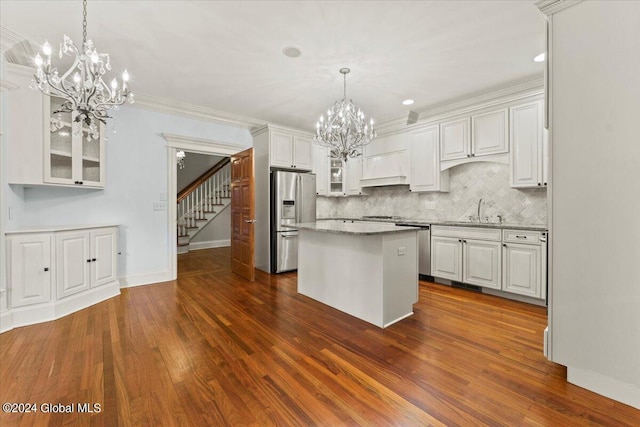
[425,201,436,210]
[153,202,167,211]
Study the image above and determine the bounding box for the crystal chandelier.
[33,0,133,139]
[314,68,376,161]
[176,150,186,169]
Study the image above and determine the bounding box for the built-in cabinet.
[440,118,471,161]
[510,100,547,188]
[6,64,105,188]
[409,125,449,192]
[431,225,546,299]
[311,144,329,195]
[4,225,120,329]
[269,130,312,170]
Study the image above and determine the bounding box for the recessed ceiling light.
[533,53,546,63]
[402,99,414,106]
[282,46,302,58]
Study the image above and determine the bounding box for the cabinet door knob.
[458,239,462,242]
[87,259,91,263]
[544,182,548,186]
[92,258,96,262]
[466,154,471,158]
[537,183,541,186]
[503,244,507,247]
[44,267,49,272]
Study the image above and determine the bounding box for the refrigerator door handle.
[296,175,302,223]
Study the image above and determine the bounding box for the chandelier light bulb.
[73,72,81,83]
[91,53,100,63]
[34,53,43,67]
[111,78,118,90]
[122,69,129,82]
[42,40,52,56]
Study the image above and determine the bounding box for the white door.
[431,236,462,281]
[312,143,329,195]
[510,100,543,188]
[502,243,541,297]
[440,118,470,161]
[463,239,501,289]
[410,125,441,192]
[9,234,52,307]
[91,228,117,288]
[56,231,91,298]
[270,132,294,168]
[472,109,508,157]
[293,136,312,170]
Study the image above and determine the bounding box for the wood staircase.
[177,158,231,254]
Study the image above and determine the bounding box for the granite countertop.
[318,218,547,232]
[284,222,419,235]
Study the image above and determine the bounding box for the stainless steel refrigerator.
[270,170,316,273]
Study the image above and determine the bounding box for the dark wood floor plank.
[1,247,639,426]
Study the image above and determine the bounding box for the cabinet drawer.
[431,226,501,241]
[502,229,542,245]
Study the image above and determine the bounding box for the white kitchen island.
[290,221,419,328]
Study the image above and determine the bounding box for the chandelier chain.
[82,0,88,45]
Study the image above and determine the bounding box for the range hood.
[360,152,409,187]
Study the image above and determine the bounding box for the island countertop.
[284,221,419,235]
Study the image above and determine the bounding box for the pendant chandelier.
[314,68,376,161]
[33,0,133,139]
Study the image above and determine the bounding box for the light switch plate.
[425,202,436,210]
[397,246,406,256]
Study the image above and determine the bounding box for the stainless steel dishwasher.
[396,223,431,279]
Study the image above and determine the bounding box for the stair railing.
[177,158,231,238]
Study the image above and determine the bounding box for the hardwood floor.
[1,247,638,426]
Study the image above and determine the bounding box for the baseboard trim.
[0,281,120,333]
[189,239,230,251]
[567,366,640,410]
[119,270,173,288]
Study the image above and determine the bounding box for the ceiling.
[0,1,545,131]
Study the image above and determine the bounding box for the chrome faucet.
[476,198,483,222]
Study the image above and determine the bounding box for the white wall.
[13,106,251,285]
[190,205,230,247]
[549,0,640,409]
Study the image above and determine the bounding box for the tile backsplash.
[317,162,547,225]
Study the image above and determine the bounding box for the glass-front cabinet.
[329,157,344,194]
[44,95,105,187]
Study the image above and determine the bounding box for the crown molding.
[0,25,26,55]
[163,133,247,155]
[250,123,314,138]
[133,93,266,130]
[536,0,582,16]
[375,77,544,136]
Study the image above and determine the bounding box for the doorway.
[164,134,249,280]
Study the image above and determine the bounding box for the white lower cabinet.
[8,233,53,308]
[502,229,545,299]
[5,225,120,330]
[462,239,501,290]
[431,236,463,281]
[431,226,502,291]
[56,228,117,299]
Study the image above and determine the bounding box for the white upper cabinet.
[344,149,365,195]
[6,65,105,188]
[510,100,546,188]
[440,118,471,161]
[269,131,312,170]
[471,109,509,157]
[409,125,449,192]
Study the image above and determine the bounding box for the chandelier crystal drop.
[313,68,376,162]
[32,0,133,139]
[176,150,186,169]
